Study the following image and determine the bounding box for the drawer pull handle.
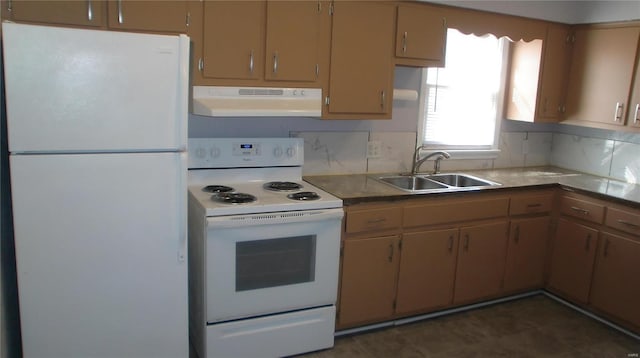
[526,203,542,208]
[603,238,610,257]
[447,235,454,252]
[585,234,592,251]
[388,243,394,263]
[366,218,386,225]
[616,219,640,228]
[463,234,470,251]
[570,206,590,215]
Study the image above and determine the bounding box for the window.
[419,29,509,156]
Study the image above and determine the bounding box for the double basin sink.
[374,173,500,193]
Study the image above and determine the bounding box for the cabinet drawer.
[559,196,605,224]
[605,207,640,236]
[510,193,554,215]
[346,206,402,234]
[404,196,509,228]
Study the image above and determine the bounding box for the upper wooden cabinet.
[325,1,395,119]
[394,3,447,67]
[198,0,328,86]
[536,24,572,121]
[2,1,193,33]
[201,1,265,82]
[627,46,640,129]
[506,23,571,123]
[106,1,190,33]
[564,24,640,128]
[2,0,106,27]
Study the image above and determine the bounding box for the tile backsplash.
[295,128,640,185]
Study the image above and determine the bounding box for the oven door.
[205,208,343,323]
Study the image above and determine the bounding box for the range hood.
[192,86,322,117]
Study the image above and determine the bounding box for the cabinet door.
[327,1,394,115]
[537,24,571,121]
[548,218,598,303]
[6,0,105,27]
[627,50,640,129]
[202,1,265,80]
[107,0,189,33]
[338,236,400,328]
[454,220,509,304]
[565,26,640,126]
[395,229,458,315]
[264,1,321,82]
[503,217,550,292]
[395,4,446,66]
[590,231,640,328]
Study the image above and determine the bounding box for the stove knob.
[273,146,283,157]
[286,147,296,157]
[195,147,206,158]
[210,146,220,159]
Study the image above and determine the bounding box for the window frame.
[416,30,511,160]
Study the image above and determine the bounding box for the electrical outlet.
[367,141,382,159]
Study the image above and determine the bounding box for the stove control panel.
[188,138,304,169]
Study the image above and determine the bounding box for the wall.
[430,1,640,24]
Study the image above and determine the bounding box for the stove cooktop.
[188,179,342,217]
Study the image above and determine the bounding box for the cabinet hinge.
[325,96,330,106]
[317,1,322,13]
[186,12,191,27]
[398,240,402,250]
[329,2,334,16]
[566,33,576,44]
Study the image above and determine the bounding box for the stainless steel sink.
[374,173,500,193]
[426,173,500,188]
[377,175,448,192]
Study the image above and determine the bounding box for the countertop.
[304,166,640,207]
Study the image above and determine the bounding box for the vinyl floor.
[299,294,640,358]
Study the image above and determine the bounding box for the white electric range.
[187,138,343,358]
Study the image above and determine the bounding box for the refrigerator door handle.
[178,152,187,263]
[177,35,190,151]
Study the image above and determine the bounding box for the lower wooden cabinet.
[454,220,509,304]
[338,235,400,328]
[503,216,551,292]
[395,228,458,315]
[590,231,640,329]
[548,218,599,304]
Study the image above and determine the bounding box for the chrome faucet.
[411,147,451,175]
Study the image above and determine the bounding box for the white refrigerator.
[2,22,189,357]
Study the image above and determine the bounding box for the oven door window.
[236,235,316,291]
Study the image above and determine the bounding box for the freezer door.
[2,22,188,153]
[11,153,188,358]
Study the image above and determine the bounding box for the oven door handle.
[206,208,344,228]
